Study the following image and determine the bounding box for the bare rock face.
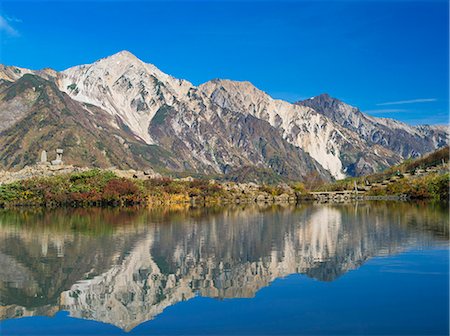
[0,51,447,180]
[0,74,179,172]
[0,164,88,185]
[58,51,193,145]
[199,81,407,177]
[0,65,57,82]
[297,94,449,172]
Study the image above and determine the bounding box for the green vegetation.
[316,146,449,200]
[67,83,77,91]
[400,146,449,172]
[0,170,144,207]
[357,146,449,186]
[5,74,45,101]
[66,83,79,94]
[151,104,171,125]
[1,147,448,207]
[0,170,226,208]
[367,173,449,201]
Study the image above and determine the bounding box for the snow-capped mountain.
[297,93,447,160]
[59,51,193,144]
[198,80,406,178]
[0,51,447,180]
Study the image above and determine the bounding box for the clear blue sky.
[1,0,448,125]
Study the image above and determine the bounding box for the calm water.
[0,202,448,335]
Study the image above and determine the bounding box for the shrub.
[290,182,306,193]
[427,173,449,200]
[0,170,147,207]
[102,178,142,202]
[145,177,173,187]
[259,185,284,196]
[368,173,449,200]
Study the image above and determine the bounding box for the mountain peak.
[100,50,145,66]
[297,93,356,112]
[108,50,140,61]
[2,54,447,180]
[301,93,338,104]
[316,93,331,99]
[62,50,146,73]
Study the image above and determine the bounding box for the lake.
[0,202,448,335]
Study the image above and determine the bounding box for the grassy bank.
[315,146,449,201]
[365,173,449,200]
[1,147,448,207]
[0,169,226,207]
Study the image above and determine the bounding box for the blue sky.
[0,0,448,125]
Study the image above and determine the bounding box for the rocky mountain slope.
[199,80,406,177]
[297,93,447,160]
[0,74,176,171]
[0,51,447,180]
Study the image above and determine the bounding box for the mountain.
[297,93,447,159]
[0,51,447,180]
[0,74,176,171]
[199,80,407,177]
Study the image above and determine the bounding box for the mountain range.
[0,51,447,181]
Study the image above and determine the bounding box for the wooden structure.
[309,190,365,202]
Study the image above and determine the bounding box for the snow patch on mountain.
[58,51,194,144]
[199,80,347,178]
[1,51,447,179]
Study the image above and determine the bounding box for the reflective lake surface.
[0,202,448,335]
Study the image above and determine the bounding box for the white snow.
[198,79,348,178]
[58,50,194,144]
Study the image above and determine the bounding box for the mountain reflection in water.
[0,202,448,332]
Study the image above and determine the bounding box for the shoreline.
[0,164,447,209]
[0,190,430,209]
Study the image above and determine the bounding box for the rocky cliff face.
[297,94,448,167]
[58,51,193,145]
[0,74,177,170]
[0,51,447,179]
[199,80,405,177]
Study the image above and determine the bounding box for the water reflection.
[0,202,448,331]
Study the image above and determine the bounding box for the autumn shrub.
[0,170,147,206]
[368,173,449,200]
[163,182,185,195]
[145,177,173,187]
[259,185,284,196]
[427,173,449,200]
[290,182,306,193]
[189,179,223,197]
[102,178,143,203]
[142,178,223,203]
[188,187,202,197]
[201,183,223,197]
[68,191,103,203]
